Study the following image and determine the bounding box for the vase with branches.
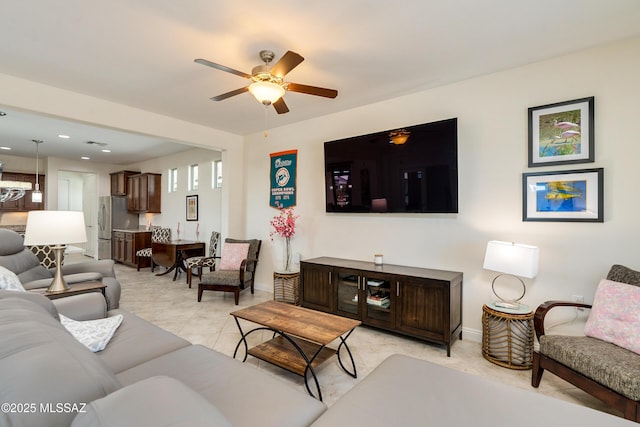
[269,207,299,272]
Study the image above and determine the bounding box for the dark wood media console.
[300,257,463,356]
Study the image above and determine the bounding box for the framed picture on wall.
[528,96,594,167]
[522,168,603,222]
[186,195,198,221]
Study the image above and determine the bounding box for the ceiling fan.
[194,50,338,114]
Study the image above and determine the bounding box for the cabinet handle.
[397,281,400,297]
[329,271,332,283]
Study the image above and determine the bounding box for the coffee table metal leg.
[232,317,249,361]
[336,328,358,378]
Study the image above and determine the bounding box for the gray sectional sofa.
[0,229,121,309]
[0,290,325,427]
[0,290,634,427]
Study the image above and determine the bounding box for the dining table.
[151,239,205,281]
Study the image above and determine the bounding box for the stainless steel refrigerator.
[98,196,139,259]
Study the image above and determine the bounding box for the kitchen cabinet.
[127,173,161,213]
[112,230,151,268]
[110,170,138,196]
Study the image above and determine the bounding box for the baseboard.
[462,326,482,343]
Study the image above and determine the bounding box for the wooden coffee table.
[230,300,361,401]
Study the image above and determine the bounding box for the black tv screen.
[324,118,458,213]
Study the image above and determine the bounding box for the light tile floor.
[106,259,620,417]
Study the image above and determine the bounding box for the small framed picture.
[186,195,198,221]
[522,168,603,222]
[528,97,594,167]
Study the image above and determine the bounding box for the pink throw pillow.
[219,243,250,270]
[584,279,640,355]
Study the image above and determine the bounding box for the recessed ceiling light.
[0,112,6,117]
[0,146,11,150]
[81,156,90,160]
[101,149,111,153]
[58,134,70,139]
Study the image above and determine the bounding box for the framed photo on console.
[522,168,603,222]
[528,97,594,167]
[186,195,198,221]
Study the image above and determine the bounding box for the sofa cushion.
[226,238,260,272]
[96,309,190,374]
[0,228,26,255]
[0,297,121,427]
[71,376,232,427]
[60,313,124,352]
[310,354,634,427]
[219,242,250,270]
[607,264,640,286]
[0,289,60,319]
[116,345,326,427]
[584,279,640,354]
[540,334,640,400]
[200,269,253,287]
[52,292,108,321]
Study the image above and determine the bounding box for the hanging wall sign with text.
[270,149,297,209]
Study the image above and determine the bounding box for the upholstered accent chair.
[532,264,640,422]
[197,238,261,305]
[185,231,221,288]
[135,227,171,271]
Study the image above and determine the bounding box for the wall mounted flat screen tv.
[324,118,458,213]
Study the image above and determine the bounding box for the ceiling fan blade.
[270,51,304,78]
[273,98,289,114]
[194,58,252,79]
[210,86,249,101]
[286,83,338,99]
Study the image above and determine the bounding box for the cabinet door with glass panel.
[335,269,362,319]
[335,269,396,328]
[361,273,395,328]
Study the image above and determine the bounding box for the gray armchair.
[532,264,640,422]
[197,238,261,305]
[0,228,121,309]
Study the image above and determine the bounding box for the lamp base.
[47,245,70,293]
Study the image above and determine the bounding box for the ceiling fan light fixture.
[249,81,285,105]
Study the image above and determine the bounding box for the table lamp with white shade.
[23,210,87,293]
[483,240,539,310]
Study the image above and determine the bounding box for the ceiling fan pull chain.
[263,105,269,138]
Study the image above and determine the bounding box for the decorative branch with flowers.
[269,207,299,272]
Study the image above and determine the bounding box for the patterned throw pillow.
[584,279,640,355]
[219,243,250,271]
[0,266,25,292]
[59,314,124,352]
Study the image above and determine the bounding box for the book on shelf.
[367,299,390,308]
[367,279,385,287]
[366,294,390,307]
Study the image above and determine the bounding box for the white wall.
[243,37,640,338]
[127,147,223,253]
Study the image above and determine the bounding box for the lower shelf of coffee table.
[247,335,336,376]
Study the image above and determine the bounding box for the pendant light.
[31,140,43,203]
